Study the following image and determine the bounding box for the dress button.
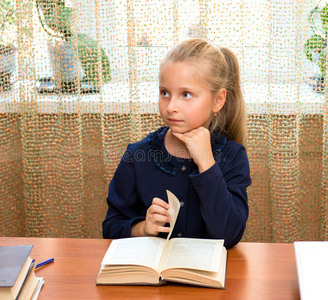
[181,166,187,172]
[180,201,184,207]
[177,232,182,237]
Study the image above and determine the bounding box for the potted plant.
[0,0,16,92]
[303,3,328,92]
[35,0,111,94]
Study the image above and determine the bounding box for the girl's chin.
[167,126,188,134]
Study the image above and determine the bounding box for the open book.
[97,190,227,288]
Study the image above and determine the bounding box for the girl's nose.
[167,96,179,113]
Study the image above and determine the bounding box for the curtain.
[0,0,327,242]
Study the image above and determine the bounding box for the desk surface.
[0,237,300,300]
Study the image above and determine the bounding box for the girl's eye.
[161,91,169,97]
[183,92,192,99]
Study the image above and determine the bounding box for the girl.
[102,38,251,249]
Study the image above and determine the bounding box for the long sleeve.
[102,145,146,239]
[102,127,251,249]
[189,144,251,249]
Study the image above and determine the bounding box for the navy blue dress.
[102,126,251,249]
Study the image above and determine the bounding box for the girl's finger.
[148,204,169,217]
[152,197,169,209]
[149,213,171,224]
[155,225,171,233]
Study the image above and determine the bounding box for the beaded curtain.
[0,0,327,242]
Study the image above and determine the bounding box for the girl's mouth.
[168,118,182,123]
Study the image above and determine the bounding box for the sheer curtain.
[0,0,327,241]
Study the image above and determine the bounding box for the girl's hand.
[143,197,171,236]
[172,126,215,173]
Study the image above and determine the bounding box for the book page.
[101,237,166,271]
[159,238,224,273]
[100,191,180,274]
[166,190,181,240]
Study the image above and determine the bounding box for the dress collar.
[147,126,227,175]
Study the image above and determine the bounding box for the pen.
[36,258,54,269]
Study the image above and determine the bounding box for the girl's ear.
[213,88,226,113]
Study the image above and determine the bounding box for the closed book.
[0,245,33,300]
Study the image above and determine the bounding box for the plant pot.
[37,39,100,94]
[48,39,84,93]
[0,45,16,92]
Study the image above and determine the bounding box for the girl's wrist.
[197,158,215,173]
[131,220,147,237]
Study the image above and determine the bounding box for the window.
[1,0,323,115]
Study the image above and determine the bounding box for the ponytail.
[213,47,246,145]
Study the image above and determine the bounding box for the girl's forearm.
[197,157,216,173]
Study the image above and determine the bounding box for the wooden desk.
[0,237,300,300]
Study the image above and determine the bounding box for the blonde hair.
[159,38,246,145]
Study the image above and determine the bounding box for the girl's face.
[159,61,223,134]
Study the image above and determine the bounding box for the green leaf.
[321,4,328,30]
[0,0,15,30]
[71,33,111,85]
[303,35,326,61]
[319,47,327,78]
[36,0,73,37]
